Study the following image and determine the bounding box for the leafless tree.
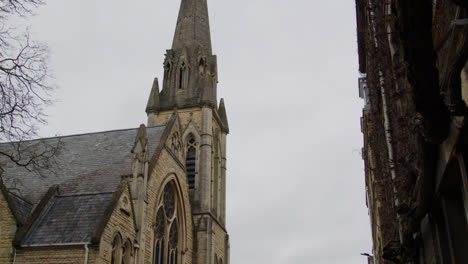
[0,0,59,175]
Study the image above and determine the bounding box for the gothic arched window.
[152,182,182,264]
[199,58,206,75]
[179,62,188,89]
[122,240,132,264]
[185,134,197,189]
[164,61,171,88]
[111,234,122,264]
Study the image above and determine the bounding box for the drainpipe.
[84,244,89,264]
[13,248,16,264]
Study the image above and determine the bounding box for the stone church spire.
[146,0,217,113]
[172,0,212,54]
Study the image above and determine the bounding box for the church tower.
[146,0,230,263]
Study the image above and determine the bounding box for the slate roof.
[5,191,33,224]
[0,126,167,246]
[0,126,166,205]
[22,193,114,246]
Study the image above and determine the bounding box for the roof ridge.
[0,125,167,144]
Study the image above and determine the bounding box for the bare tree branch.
[0,0,59,182]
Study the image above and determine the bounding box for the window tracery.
[163,184,175,219]
[152,182,182,264]
[170,132,182,158]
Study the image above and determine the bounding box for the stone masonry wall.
[143,147,193,264]
[148,107,202,131]
[14,247,98,264]
[0,191,16,263]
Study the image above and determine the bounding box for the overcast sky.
[17,0,372,263]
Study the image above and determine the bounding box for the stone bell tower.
[146,0,229,263]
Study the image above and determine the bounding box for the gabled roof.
[21,192,114,246]
[0,126,166,205]
[0,125,169,247]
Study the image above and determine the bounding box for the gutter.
[20,242,92,248]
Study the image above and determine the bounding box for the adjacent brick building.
[356,0,468,263]
[0,0,230,263]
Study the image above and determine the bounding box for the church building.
[0,0,230,263]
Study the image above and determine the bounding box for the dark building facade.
[356,0,468,263]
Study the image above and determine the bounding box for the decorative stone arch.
[182,121,201,147]
[151,174,188,264]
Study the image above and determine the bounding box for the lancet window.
[110,233,133,264]
[122,240,133,264]
[111,234,122,264]
[163,61,172,88]
[179,62,188,89]
[152,182,181,264]
[185,134,197,189]
[199,58,206,75]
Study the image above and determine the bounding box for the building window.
[111,234,122,264]
[164,62,171,89]
[199,58,206,75]
[185,134,197,189]
[122,240,132,264]
[179,62,188,89]
[152,182,182,264]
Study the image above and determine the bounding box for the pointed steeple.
[172,0,212,54]
[146,0,218,113]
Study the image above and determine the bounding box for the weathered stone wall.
[0,191,16,263]
[212,221,227,264]
[148,107,202,130]
[97,187,137,264]
[14,247,99,264]
[357,0,468,262]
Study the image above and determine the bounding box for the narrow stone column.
[220,132,227,224]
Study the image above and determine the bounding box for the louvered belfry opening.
[185,135,196,189]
